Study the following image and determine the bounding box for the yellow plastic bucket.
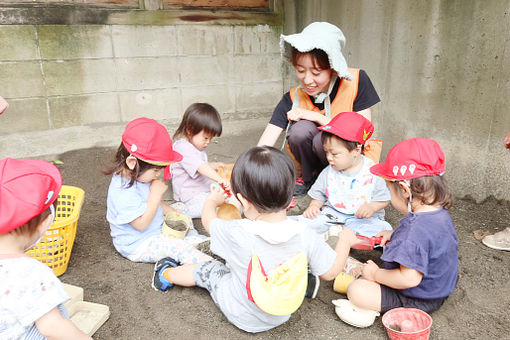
[26,185,85,276]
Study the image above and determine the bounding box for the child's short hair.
[10,202,56,236]
[174,103,222,140]
[290,47,330,70]
[102,142,165,188]
[321,132,362,152]
[231,146,295,213]
[389,175,454,209]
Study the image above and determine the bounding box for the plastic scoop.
[352,235,385,250]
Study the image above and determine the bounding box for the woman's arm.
[257,124,283,147]
[357,108,372,121]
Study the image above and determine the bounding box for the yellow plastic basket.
[26,185,85,276]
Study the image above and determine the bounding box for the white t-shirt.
[209,218,337,333]
[0,254,69,340]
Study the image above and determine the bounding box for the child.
[257,22,380,196]
[0,158,91,340]
[151,146,360,333]
[171,103,232,218]
[299,112,392,238]
[340,138,458,323]
[105,117,212,264]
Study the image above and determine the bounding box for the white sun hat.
[280,22,352,80]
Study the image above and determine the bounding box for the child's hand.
[210,162,225,170]
[355,202,376,219]
[218,178,231,193]
[207,183,227,206]
[377,230,393,245]
[150,179,168,197]
[303,205,321,219]
[338,227,359,247]
[362,259,379,282]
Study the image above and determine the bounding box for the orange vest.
[289,68,360,118]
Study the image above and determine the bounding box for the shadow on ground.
[52,132,510,340]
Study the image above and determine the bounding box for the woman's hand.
[287,108,329,125]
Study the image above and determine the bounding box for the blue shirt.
[381,208,458,299]
[106,174,164,257]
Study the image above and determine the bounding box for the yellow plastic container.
[26,185,85,276]
[218,163,234,180]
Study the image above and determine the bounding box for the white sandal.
[332,299,379,328]
[482,227,510,251]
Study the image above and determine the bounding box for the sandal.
[482,227,510,251]
[332,299,379,328]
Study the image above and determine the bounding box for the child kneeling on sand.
[152,146,361,333]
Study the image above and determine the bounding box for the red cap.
[0,96,8,115]
[121,117,182,180]
[317,112,374,144]
[0,158,62,234]
[370,138,445,181]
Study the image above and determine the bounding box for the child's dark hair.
[10,201,57,237]
[173,103,222,140]
[102,142,165,188]
[230,146,296,213]
[290,47,330,70]
[321,132,364,152]
[389,175,454,209]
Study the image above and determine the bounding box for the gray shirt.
[209,218,336,333]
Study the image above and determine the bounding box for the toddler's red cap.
[0,158,62,234]
[122,117,182,180]
[370,137,445,181]
[317,112,374,144]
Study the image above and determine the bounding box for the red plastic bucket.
[382,307,432,340]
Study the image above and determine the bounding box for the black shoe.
[152,257,179,292]
[294,176,312,197]
[305,272,320,298]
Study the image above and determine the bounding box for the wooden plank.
[163,0,268,9]
[0,0,139,6]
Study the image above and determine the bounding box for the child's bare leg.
[163,264,197,287]
[347,278,382,311]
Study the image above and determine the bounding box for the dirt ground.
[51,132,510,340]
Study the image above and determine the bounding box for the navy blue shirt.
[381,208,458,299]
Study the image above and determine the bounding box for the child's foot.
[305,272,320,298]
[152,257,179,292]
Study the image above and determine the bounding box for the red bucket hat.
[0,158,62,234]
[122,117,183,180]
[370,138,445,181]
[317,112,374,145]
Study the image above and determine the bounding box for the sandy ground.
[50,131,510,340]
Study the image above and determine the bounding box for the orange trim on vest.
[289,68,360,118]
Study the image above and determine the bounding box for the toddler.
[0,158,91,340]
[105,117,211,264]
[151,146,361,333]
[299,111,392,238]
[339,138,458,324]
[171,103,233,218]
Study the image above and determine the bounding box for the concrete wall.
[0,23,282,158]
[284,0,510,202]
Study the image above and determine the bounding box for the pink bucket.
[382,308,432,340]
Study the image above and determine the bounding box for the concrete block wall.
[284,0,510,202]
[0,23,282,158]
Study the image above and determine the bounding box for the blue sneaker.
[152,257,179,292]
